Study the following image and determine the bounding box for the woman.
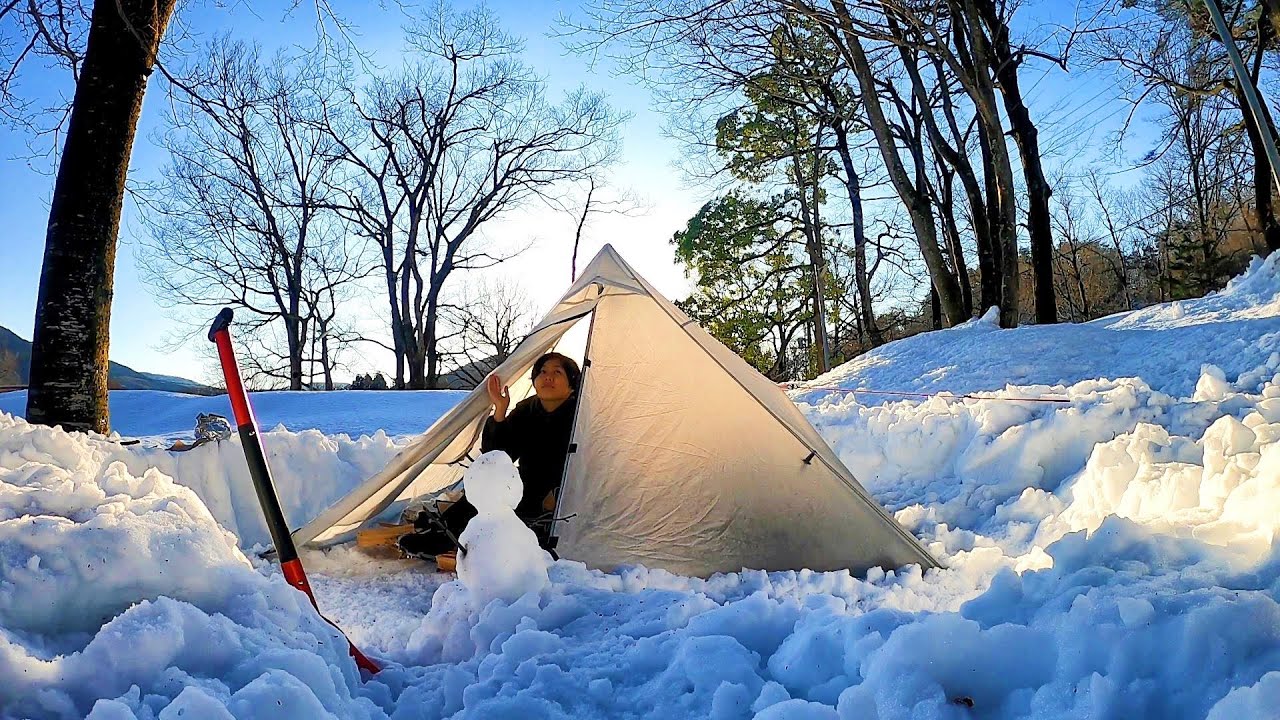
[480,352,581,519]
[399,352,581,558]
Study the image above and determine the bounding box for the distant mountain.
[0,325,216,394]
[436,354,502,390]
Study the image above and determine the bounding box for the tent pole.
[1203,0,1280,192]
[551,298,600,546]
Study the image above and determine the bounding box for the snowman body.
[456,451,551,603]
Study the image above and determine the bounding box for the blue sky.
[0,0,1152,383]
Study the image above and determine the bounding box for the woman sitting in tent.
[398,352,581,558]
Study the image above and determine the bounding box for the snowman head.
[465,451,523,513]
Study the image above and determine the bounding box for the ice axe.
[208,308,380,675]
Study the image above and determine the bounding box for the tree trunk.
[287,241,307,389]
[974,105,1003,312]
[1233,77,1280,253]
[831,118,883,346]
[406,337,426,389]
[378,237,407,388]
[404,327,421,388]
[892,34,980,320]
[790,148,832,373]
[424,294,440,389]
[26,0,178,433]
[320,328,334,391]
[938,168,975,317]
[572,179,595,281]
[973,0,1057,323]
[953,0,1020,327]
[400,224,422,387]
[920,51,1000,317]
[806,245,832,374]
[1064,238,1090,320]
[284,314,304,390]
[825,7,967,326]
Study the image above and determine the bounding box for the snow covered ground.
[5,255,1280,718]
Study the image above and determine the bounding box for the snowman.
[456,450,552,604]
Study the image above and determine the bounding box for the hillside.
[0,324,213,394]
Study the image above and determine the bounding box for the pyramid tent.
[294,245,939,577]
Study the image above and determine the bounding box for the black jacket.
[481,394,577,519]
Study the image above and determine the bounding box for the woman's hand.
[486,373,510,421]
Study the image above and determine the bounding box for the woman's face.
[534,359,573,403]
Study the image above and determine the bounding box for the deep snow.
[4,254,1280,718]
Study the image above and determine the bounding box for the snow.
[3,254,1280,718]
[455,451,551,604]
[0,415,381,719]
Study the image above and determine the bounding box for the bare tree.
[868,0,1020,326]
[964,0,1061,324]
[1086,0,1280,253]
[0,1,89,142]
[568,4,899,345]
[1049,181,1100,321]
[326,4,625,389]
[137,39,369,390]
[766,17,888,347]
[564,176,643,281]
[1086,170,1143,311]
[9,0,358,429]
[816,3,970,326]
[440,278,537,387]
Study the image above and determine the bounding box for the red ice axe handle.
[208,308,380,675]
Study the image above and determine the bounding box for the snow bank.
[323,521,1276,719]
[0,414,384,719]
[0,424,407,552]
[109,429,406,550]
[796,253,1280,399]
[0,390,458,549]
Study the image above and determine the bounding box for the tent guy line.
[790,385,1074,403]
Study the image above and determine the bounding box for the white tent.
[294,245,939,577]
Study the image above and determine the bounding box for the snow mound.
[72,426,404,551]
[0,414,251,636]
[1107,251,1280,330]
[0,413,382,719]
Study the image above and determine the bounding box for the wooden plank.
[436,551,457,572]
[355,522,415,550]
